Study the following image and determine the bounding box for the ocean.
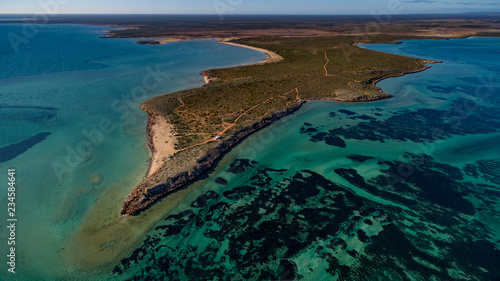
[112,38,500,280]
[0,24,266,280]
[1,24,499,280]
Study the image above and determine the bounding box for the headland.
[121,35,442,215]
[43,14,496,215]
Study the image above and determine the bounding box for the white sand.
[217,39,284,65]
[147,114,177,177]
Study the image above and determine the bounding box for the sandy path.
[189,49,332,146]
[147,114,177,177]
[145,40,283,176]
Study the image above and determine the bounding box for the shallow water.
[0,24,266,280]
[113,38,500,280]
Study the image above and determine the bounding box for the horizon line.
[1,12,500,16]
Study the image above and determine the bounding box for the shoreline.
[217,39,284,65]
[145,112,177,177]
[141,40,283,191]
[125,38,441,216]
[368,59,443,96]
[124,104,303,216]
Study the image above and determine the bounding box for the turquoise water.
[2,25,499,280]
[0,24,266,280]
[113,38,500,280]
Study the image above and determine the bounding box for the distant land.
[102,14,499,215]
[2,13,500,39]
[4,14,498,215]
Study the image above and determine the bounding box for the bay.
[0,23,266,280]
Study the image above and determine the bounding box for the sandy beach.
[217,39,284,64]
[153,37,284,65]
[146,114,177,177]
[145,40,280,178]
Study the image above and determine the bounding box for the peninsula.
[120,35,441,215]
[78,14,499,215]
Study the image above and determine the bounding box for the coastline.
[145,112,177,177]
[217,39,284,65]
[125,104,303,216]
[141,40,283,196]
[124,39,440,216]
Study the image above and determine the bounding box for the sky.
[1,0,500,15]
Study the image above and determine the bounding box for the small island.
[136,40,161,44]
[120,35,441,215]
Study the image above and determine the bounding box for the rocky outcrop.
[333,93,391,102]
[121,104,302,216]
